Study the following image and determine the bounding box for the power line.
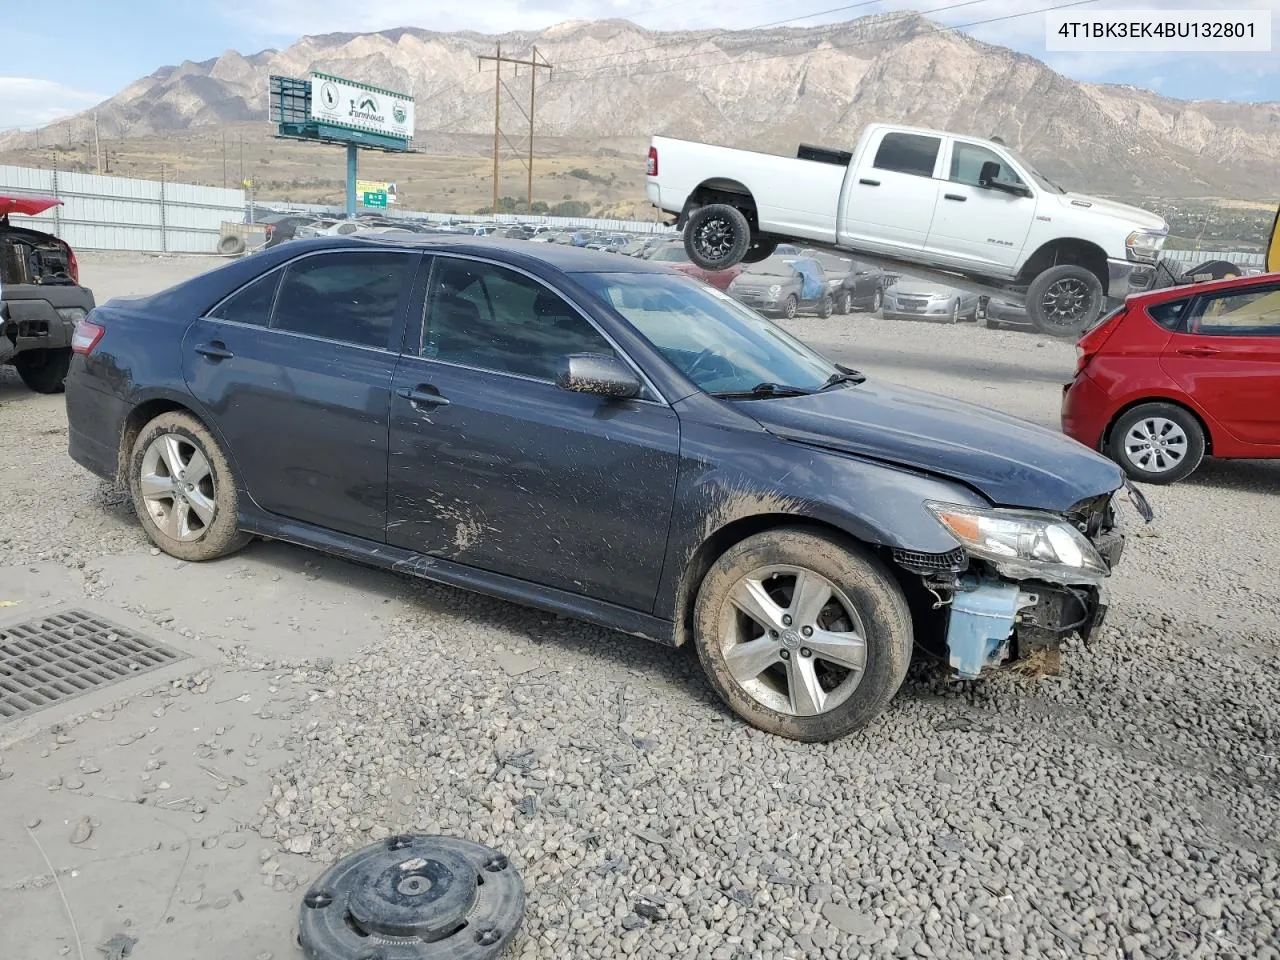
[554,0,886,71]
[552,0,1100,83]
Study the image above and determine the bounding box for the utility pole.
[478,44,552,214]
[222,131,227,189]
[93,112,102,175]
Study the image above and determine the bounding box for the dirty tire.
[866,288,883,314]
[1027,264,1104,337]
[14,347,72,393]
[817,295,834,319]
[834,290,852,315]
[128,411,252,562]
[684,203,752,271]
[693,527,913,742]
[1107,402,1206,485]
[782,294,798,320]
[741,236,778,264]
[217,234,246,256]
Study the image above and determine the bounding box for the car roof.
[279,233,673,275]
[1128,270,1280,304]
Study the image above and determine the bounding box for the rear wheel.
[15,348,72,394]
[684,204,752,271]
[1108,402,1205,485]
[1027,264,1104,337]
[867,288,883,313]
[741,237,778,264]
[128,411,252,561]
[693,527,913,741]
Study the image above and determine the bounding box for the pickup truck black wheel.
[128,411,252,562]
[741,237,778,264]
[782,294,798,319]
[817,295,834,319]
[684,203,752,271]
[693,527,913,742]
[834,290,852,315]
[1027,265,1104,337]
[14,347,72,394]
[1107,402,1205,485]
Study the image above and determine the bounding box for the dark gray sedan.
[64,236,1138,741]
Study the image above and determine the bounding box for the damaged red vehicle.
[1,195,97,393]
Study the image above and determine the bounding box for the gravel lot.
[2,252,1278,960]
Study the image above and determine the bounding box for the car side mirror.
[978,161,1031,197]
[555,353,641,400]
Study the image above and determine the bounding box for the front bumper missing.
[946,572,1107,679]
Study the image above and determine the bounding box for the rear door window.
[872,133,941,178]
[1187,283,1280,337]
[270,251,418,349]
[208,270,281,326]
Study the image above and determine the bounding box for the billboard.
[308,72,414,141]
[356,180,396,204]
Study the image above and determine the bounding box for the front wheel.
[684,204,752,271]
[834,290,852,315]
[15,348,72,394]
[128,411,252,561]
[693,528,913,741]
[782,294,798,320]
[1027,265,1105,337]
[817,295,834,319]
[868,288,883,314]
[1108,402,1206,484]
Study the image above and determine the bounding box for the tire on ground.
[692,526,913,742]
[217,234,247,256]
[834,290,852,315]
[1026,264,1105,337]
[1107,401,1206,485]
[14,347,72,394]
[683,203,752,271]
[817,295,834,319]
[782,294,798,319]
[128,410,253,562]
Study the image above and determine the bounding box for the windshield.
[649,246,690,263]
[1006,147,1065,193]
[576,272,839,395]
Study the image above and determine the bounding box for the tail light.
[1074,305,1126,375]
[646,146,658,177]
[71,317,104,355]
[66,245,80,284]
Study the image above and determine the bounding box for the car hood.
[744,379,1123,512]
[1054,193,1167,232]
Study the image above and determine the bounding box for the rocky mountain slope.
[6,14,1278,198]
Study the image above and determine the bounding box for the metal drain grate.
[0,609,187,721]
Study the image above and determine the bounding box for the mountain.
[4,14,1278,198]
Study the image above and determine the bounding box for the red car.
[646,242,741,290]
[1062,272,1280,483]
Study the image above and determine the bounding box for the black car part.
[298,835,525,960]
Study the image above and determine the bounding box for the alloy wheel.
[719,564,867,717]
[1040,277,1094,327]
[139,433,218,542]
[692,216,735,264]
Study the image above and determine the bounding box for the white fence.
[0,165,245,254]
[1159,249,1267,271]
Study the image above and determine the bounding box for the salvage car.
[800,249,885,314]
[1,195,96,393]
[1062,271,1280,484]
[646,125,1168,336]
[727,256,833,318]
[882,280,981,324]
[646,241,741,290]
[66,236,1147,741]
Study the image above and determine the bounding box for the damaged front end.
[897,484,1150,679]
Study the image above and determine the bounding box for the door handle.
[396,384,451,407]
[858,178,880,186]
[944,193,967,202]
[1175,345,1221,357]
[195,341,234,361]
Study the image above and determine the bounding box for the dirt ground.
[1,251,1278,960]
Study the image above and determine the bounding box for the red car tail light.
[66,245,80,284]
[1075,304,1126,374]
[71,317,104,355]
[646,146,658,177]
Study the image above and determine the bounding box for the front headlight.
[1126,229,1167,263]
[926,502,1109,577]
[768,284,781,295]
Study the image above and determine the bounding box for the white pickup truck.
[645,124,1169,335]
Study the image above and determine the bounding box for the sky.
[1,0,1276,130]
